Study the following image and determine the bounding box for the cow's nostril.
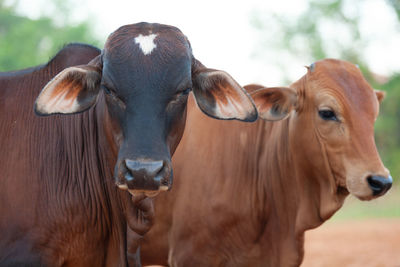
[367,175,393,196]
[122,159,171,191]
[125,159,164,180]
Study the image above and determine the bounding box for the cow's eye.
[101,84,126,108]
[318,109,338,121]
[179,88,191,96]
[102,85,113,95]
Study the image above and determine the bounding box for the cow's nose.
[123,159,170,192]
[125,159,164,180]
[367,175,393,196]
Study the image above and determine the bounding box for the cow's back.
[0,44,101,266]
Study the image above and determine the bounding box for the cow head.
[34,23,257,197]
[250,59,392,201]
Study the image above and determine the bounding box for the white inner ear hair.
[36,67,86,114]
[39,88,80,114]
[212,72,253,120]
[134,33,158,55]
[215,95,249,120]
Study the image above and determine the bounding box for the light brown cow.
[138,59,392,266]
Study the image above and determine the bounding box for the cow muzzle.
[367,175,393,197]
[116,159,172,197]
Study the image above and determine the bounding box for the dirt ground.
[302,218,400,267]
[147,218,400,267]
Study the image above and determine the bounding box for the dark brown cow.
[0,23,257,266]
[139,59,392,266]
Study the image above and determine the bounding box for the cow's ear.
[243,84,266,94]
[191,59,257,122]
[250,87,297,121]
[374,89,385,104]
[34,55,102,116]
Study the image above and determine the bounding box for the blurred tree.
[387,0,400,21]
[251,0,391,80]
[0,0,101,71]
[375,73,400,180]
[252,0,400,182]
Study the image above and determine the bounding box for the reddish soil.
[302,219,400,267]
[147,219,400,266]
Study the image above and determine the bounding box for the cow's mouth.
[128,187,169,197]
[116,183,169,197]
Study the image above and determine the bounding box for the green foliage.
[387,0,400,21]
[0,0,101,71]
[375,74,400,179]
[251,0,367,71]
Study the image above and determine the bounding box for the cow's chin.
[346,178,375,201]
[128,187,169,198]
[348,190,376,201]
[355,194,376,201]
[116,183,169,197]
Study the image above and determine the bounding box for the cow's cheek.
[166,102,188,156]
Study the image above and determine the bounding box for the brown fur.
[0,44,144,266]
[139,59,389,266]
[1,22,258,267]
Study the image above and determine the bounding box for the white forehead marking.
[134,33,158,55]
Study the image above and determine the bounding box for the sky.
[8,0,400,86]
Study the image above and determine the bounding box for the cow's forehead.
[308,59,361,82]
[307,59,376,107]
[103,23,191,62]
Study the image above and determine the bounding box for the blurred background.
[1,0,399,265]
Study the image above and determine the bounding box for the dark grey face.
[34,22,258,196]
[101,25,194,194]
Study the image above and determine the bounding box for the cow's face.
[34,23,257,197]
[251,59,392,201]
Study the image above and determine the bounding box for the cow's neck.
[289,78,347,235]
[254,101,347,264]
[291,130,347,234]
[81,94,130,265]
[251,119,305,264]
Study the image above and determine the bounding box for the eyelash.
[179,88,191,96]
[101,85,126,108]
[318,109,339,122]
[101,84,113,95]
